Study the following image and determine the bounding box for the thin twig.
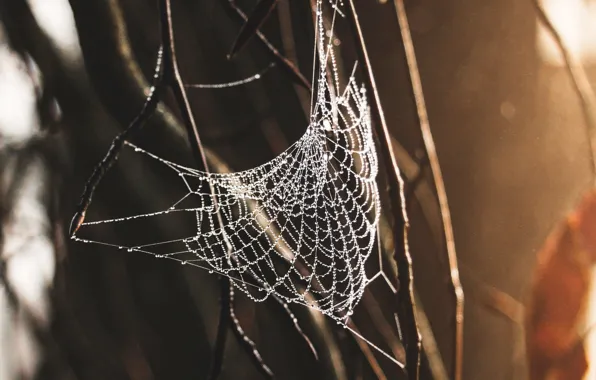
[161,2,277,378]
[276,0,311,116]
[225,0,311,91]
[532,0,596,185]
[272,294,319,360]
[404,149,429,203]
[413,292,450,380]
[158,0,208,170]
[228,283,274,379]
[228,0,279,58]
[391,1,464,379]
[361,290,406,364]
[346,321,388,380]
[344,1,420,378]
[67,1,253,377]
[69,0,215,237]
[208,278,231,380]
[68,47,165,236]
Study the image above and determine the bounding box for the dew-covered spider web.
[73,0,389,330]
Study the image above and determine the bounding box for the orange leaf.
[525,190,596,380]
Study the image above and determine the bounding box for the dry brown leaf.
[525,190,596,380]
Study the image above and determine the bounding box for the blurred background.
[0,0,594,379]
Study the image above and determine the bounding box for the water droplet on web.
[69,0,382,328]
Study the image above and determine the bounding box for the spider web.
[73,0,383,326]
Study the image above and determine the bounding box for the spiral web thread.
[73,0,382,327]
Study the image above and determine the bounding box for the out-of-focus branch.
[0,29,59,378]
[532,0,596,184]
[277,0,311,116]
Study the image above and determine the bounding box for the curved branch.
[344,2,421,378]
[391,1,464,379]
[532,0,596,184]
[228,283,274,379]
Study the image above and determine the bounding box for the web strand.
[73,0,387,340]
[185,63,275,89]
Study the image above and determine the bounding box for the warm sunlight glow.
[537,0,596,65]
[27,0,80,61]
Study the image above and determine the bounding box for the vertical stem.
[345,1,420,378]
[159,0,209,172]
[208,278,231,380]
[391,1,464,379]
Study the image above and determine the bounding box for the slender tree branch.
[344,1,420,378]
[162,2,275,378]
[159,0,209,171]
[413,292,450,380]
[391,1,464,379]
[272,294,319,361]
[404,149,429,203]
[228,283,274,379]
[532,0,596,185]
[228,0,279,58]
[68,47,165,236]
[225,0,311,91]
[208,278,231,380]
